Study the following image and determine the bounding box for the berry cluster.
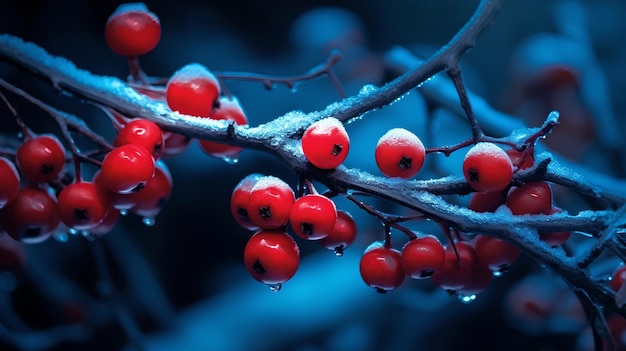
[231,174,358,290]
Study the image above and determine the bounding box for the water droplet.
[457,294,476,304]
[493,270,504,277]
[120,209,128,216]
[268,283,282,292]
[334,245,345,256]
[142,217,155,226]
[68,228,79,235]
[222,156,239,165]
[16,132,23,139]
[81,230,97,241]
[54,232,69,243]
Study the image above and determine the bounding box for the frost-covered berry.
[463,142,513,192]
[105,3,161,57]
[301,117,350,169]
[375,128,425,179]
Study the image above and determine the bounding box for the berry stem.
[0,90,32,139]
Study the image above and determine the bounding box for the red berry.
[473,235,520,272]
[162,132,191,156]
[468,191,507,213]
[289,194,337,240]
[457,260,493,296]
[431,242,476,291]
[198,96,248,160]
[166,63,220,117]
[0,157,20,208]
[506,181,552,215]
[359,243,405,293]
[99,144,155,194]
[230,174,263,230]
[611,265,626,292]
[463,142,513,192]
[17,135,66,183]
[57,181,110,230]
[130,161,173,218]
[301,117,350,169]
[1,187,59,243]
[506,149,534,171]
[247,176,295,229]
[375,128,425,178]
[318,210,358,255]
[114,118,164,160]
[244,230,300,287]
[105,3,161,57]
[401,235,445,279]
[539,208,571,246]
[89,208,121,236]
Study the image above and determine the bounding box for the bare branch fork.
[1,0,626,339]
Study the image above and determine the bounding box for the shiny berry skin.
[290,194,337,240]
[0,157,19,208]
[301,117,350,169]
[230,174,263,230]
[17,135,66,183]
[506,181,552,215]
[539,208,571,246]
[473,235,520,272]
[243,230,300,286]
[506,149,534,170]
[247,176,295,229]
[359,243,405,293]
[611,265,626,292]
[375,128,425,179]
[401,235,445,279]
[105,3,161,57]
[114,118,164,160]
[318,210,358,255]
[463,142,513,192]
[99,144,155,194]
[198,96,248,159]
[468,190,507,213]
[431,242,476,291]
[1,187,59,244]
[57,182,110,231]
[130,161,173,218]
[166,63,220,117]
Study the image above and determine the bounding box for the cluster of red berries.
[231,174,358,290]
[0,117,174,246]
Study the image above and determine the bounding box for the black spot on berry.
[259,206,271,219]
[300,222,313,236]
[420,269,434,278]
[332,144,343,156]
[23,227,42,238]
[73,208,89,222]
[397,156,412,170]
[252,260,266,274]
[237,208,250,222]
[468,168,479,183]
[375,287,388,294]
[40,164,54,175]
[131,183,145,193]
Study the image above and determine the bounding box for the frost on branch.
[0,0,626,351]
